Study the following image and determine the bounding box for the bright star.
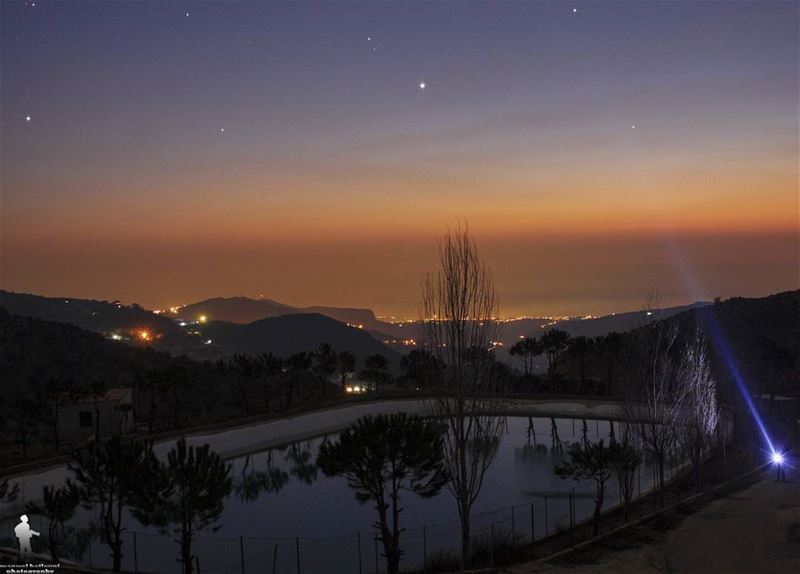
[25,115,31,122]
[220,128,225,133]
[631,124,636,129]
[185,12,190,17]
[367,36,372,41]
[573,8,577,13]
[419,81,426,90]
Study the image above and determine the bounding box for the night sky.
[2,1,798,317]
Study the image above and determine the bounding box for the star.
[419,81,426,91]
[220,128,225,133]
[573,8,577,13]
[25,115,31,122]
[631,124,636,129]
[185,12,190,17]
[367,36,372,41]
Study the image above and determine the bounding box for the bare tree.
[677,326,719,492]
[622,317,688,508]
[421,225,505,567]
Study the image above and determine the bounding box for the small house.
[58,388,135,442]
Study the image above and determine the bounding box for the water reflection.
[235,441,318,502]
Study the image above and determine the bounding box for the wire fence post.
[240,536,245,574]
[357,531,363,574]
[295,537,301,574]
[511,505,516,543]
[490,522,495,567]
[422,525,427,571]
[638,463,642,497]
[133,531,139,574]
[569,491,574,530]
[272,545,278,574]
[544,496,549,537]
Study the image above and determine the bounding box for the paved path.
[510,463,800,574]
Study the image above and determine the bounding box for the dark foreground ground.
[510,458,800,574]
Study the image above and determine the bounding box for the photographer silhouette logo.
[15,514,41,554]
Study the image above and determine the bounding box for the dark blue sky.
[2,1,798,315]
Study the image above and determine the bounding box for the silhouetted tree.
[229,355,258,414]
[40,377,71,450]
[337,351,357,392]
[259,353,283,411]
[567,336,591,390]
[69,437,160,571]
[540,328,570,379]
[361,353,390,392]
[12,393,41,459]
[133,439,232,574]
[421,224,505,567]
[595,332,623,395]
[286,352,312,406]
[0,477,19,503]
[312,343,339,396]
[26,483,81,563]
[399,349,440,390]
[610,437,640,520]
[555,440,615,536]
[509,337,542,378]
[317,414,447,574]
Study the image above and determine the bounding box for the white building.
[57,388,135,442]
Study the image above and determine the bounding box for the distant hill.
[677,291,799,397]
[178,296,411,338]
[177,296,296,324]
[553,290,799,400]
[203,313,401,365]
[0,307,187,398]
[0,290,184,343]
[517,302,708,340]
[0,291,400,364]
[493,302,709,364]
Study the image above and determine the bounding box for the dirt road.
[509,466,800,574]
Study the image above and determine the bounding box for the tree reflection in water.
[234,441,318,502]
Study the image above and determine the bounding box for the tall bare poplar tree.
[677,326,719,491]
[622,295,688,507]
[421,225,505,567]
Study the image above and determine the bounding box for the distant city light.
[139,330,151,341]
[198,315,207,324]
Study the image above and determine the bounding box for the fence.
[2,461,684,574]
[2,416,733,573]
